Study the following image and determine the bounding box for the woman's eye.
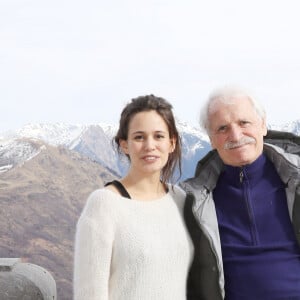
[156,134,165,139]
[134,135,143,140]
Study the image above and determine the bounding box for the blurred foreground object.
[0,258,56,299]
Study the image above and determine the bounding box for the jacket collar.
[181,143,300,194]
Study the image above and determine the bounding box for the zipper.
[240,168,258,245]
[239,168,244,183]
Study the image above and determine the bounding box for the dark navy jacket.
[180,143,300,300]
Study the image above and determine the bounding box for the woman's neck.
[120,173,167,201]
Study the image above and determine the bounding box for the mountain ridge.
[0,139,116,299]
[2,118,299,179]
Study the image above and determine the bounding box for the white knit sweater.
[73,185,193,300]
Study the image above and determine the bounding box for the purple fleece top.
[213,154,300,300]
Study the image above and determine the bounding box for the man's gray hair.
[199,86,266,135]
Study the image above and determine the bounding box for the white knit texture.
[73,185,193,300]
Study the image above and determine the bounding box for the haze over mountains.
[0,119,299,299]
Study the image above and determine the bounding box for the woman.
[73,95,193,300]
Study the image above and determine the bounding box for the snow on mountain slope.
[0,119,299,179]
[1,123,86,146]
[0,138,46,173]
[269,120,300,136]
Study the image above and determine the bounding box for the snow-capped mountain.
[0,138,47,173]
[0,120,210,180]
[0,119,299,180]
[268,120,300,136]
[2,123,87,146]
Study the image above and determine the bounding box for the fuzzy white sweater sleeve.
[73,189,115,299]
[73,185,193,300]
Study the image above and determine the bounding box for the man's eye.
[240,120,250,126]
[217,126,227,133]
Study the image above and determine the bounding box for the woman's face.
[120,110,175,176]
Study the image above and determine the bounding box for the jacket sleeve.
[73,191,114,300]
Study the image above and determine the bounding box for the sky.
[1,0,300,133]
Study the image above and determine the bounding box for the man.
[180,87,300,299]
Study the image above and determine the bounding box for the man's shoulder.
[180,149,223,194]
[264,130,300,156]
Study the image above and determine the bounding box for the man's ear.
[120,139,129,155]
[262,118,268,136]
[209,136,216,149]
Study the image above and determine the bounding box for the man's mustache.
[224,136,256,150]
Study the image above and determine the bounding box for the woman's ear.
[120,139,129,155]
[169,138,176,153]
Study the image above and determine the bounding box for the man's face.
[208,96,267,167]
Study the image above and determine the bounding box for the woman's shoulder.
[76,189,118,241]
[79,188,121,220]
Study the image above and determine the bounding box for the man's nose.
[228,125,243,141]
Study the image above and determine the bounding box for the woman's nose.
[144,137,155,150]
